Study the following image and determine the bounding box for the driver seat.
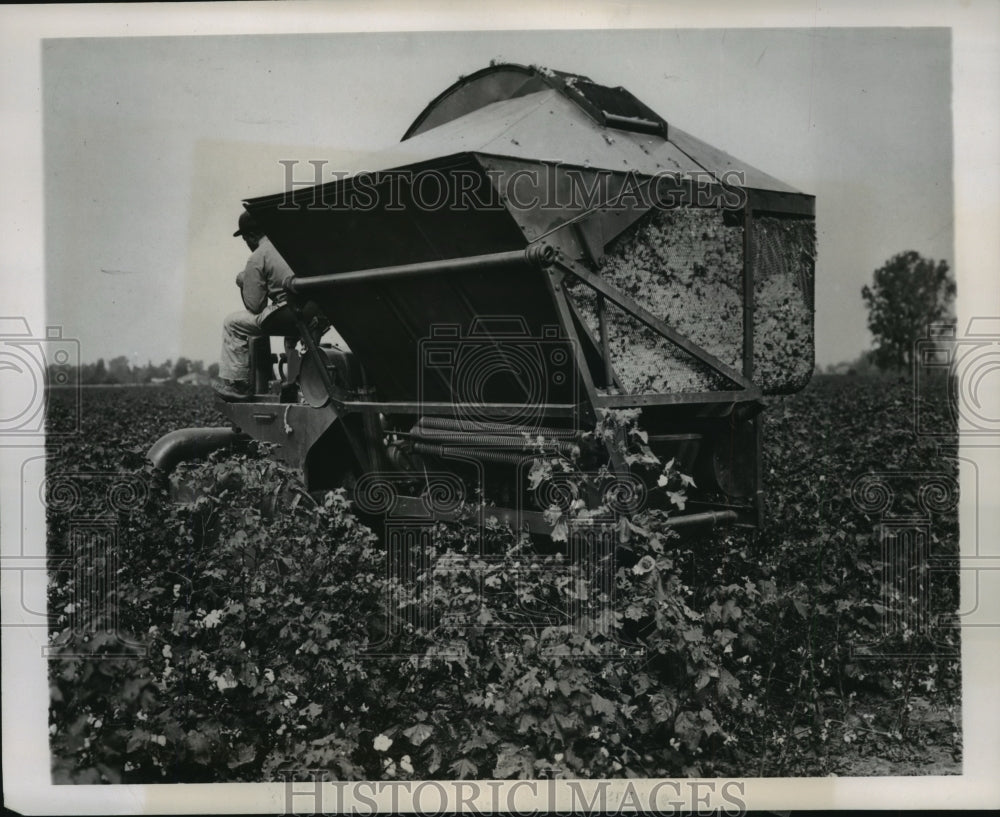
[248,300,328,395]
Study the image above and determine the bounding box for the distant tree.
[90,358,107,385]
[189,359,204,375]
[207,362,220,379]
[846,351,879,376]
[108,355,132,384]
[861,251,955,372]
[172,358,190,379]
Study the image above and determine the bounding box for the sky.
[42,27,954,368]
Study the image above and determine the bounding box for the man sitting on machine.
[212,211,296,402]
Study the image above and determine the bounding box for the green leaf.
[716,668,741,702]
[425,743,442,775]
[527,459,552,491]
[673,710,702,750]
[403,723,434,747]
[493,743,534,779]
[125,729,149,754]
[186,730,212,764]
[227,743,256,769]
[591,692,616,719]
[517,713,538,733]
[450,758,477,779]
[649,692,676,724]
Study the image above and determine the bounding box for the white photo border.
[2,1,998,813]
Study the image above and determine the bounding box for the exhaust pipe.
[146,427,246,474]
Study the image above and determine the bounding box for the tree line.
[50,356,219,386]
[47,250,954,385]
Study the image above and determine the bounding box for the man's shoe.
[211,377,252,402]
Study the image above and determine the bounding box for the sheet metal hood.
[240,64,814,405]
[379,63,807,198]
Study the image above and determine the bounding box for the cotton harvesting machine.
[149,63,816,536]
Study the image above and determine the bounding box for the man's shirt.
[237,236,295,314]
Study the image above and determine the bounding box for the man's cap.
[234,211,262,237]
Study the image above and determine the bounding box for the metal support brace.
[358,386,387,473]
[287,302,371,471]
[543,269,627,474]
[555,255,758,394]
[740,207,764,525]
[563,288,625,392]
[288,245,555,294]
[596,293,614,389]
[742,205,755,380]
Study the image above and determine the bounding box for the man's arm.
[239,251,267,314]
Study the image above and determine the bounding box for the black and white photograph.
[2,2,999,813]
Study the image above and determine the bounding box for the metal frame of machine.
[150,64,815,537]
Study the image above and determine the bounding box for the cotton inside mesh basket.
[568,207,814,394]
